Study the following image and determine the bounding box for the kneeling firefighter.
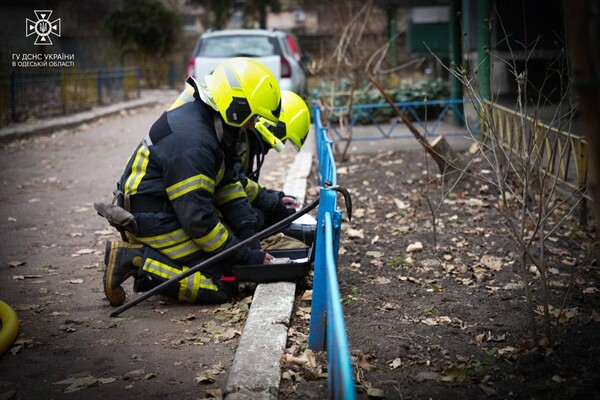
[98,58,281,306]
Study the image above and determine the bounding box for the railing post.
[308,188,337,351]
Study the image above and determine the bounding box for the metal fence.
[481,99,589,223]
[309,104,356,399]
[325,98,473,142]
[0,67,140,127]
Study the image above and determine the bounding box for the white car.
[186,29,307,97]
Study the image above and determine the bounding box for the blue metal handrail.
[327,98,473,141]
[309,103,356,399]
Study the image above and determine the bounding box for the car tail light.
[280,56,291,78]
[186,57,196,78]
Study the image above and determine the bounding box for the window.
[199,35,277,58]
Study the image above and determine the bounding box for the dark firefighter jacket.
[118,99,257,267]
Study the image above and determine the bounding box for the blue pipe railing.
[328,98,475,141]
[309,103,356,399]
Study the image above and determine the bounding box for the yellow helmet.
[273,90,311,151]
[205,57,281,128]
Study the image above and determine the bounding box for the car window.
[198,35,280,58]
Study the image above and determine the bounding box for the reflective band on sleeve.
[244,179,260,202]
[215,163,225,185]
[215,182,247,206]
[167,173,215,201]
[124,145,150,195]
[193,222,229,252]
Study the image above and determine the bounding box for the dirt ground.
[280,148,600,399]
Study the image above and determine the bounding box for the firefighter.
[167,86,311,229]
[103,58,281,306]
[238,90,311,229]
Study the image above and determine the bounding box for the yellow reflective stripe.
[163,239,202,260]
[194,222,229,252]
[215,182,247,206]
[244,179,260,202]
[142,258,218,303]
[124,145,150,195]
[216,163,225,185]
[131,228,189,249]
[166,173,215,201]
[142,257,179,280]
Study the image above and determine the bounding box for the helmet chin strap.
[254,117,284,152]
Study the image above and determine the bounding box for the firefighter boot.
[103,240,143,306]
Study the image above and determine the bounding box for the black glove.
[265,201,296,227]
[247,250,268,265]
[238,226,260,249]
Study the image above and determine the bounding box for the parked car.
[186,29,307,97]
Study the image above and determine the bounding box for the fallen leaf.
[503,282,523,290]
[413,371,442,382]
[406,242,423,253]
[481,254,503,271]
[123,369,146,380]
[76,248,95,255]
[443,364,467,382]
[366,251,383,258]
[7,260,26,268]
[13,275,42,280]
[346,228,365,239]
[366,387,385,398]
[393,199,408,209]
[376,276,391,284]
[204,388,223,399]
[388,358,402,369]
[54,374,98,393]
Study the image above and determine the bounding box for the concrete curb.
[224,131,315,399]
[0,97,157,142]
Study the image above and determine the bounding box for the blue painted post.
[332,210,343,266]
[308,188,337,351]
[324,212,356,399]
